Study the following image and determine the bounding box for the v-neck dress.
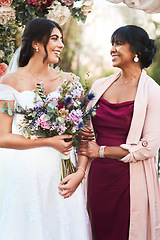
[89,97,134,240]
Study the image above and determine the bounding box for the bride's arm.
[58,154,88,198]
[0,100,73,154]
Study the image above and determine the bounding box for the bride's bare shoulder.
[0,68,23,88]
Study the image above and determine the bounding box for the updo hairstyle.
[111,25,157,68]
[19,18,63,67]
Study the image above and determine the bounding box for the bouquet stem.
[61,154,76,180]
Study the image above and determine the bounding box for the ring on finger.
[81,135,84,139]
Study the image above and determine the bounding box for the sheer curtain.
[106,0,160,13]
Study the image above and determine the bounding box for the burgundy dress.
[89,97,134,240]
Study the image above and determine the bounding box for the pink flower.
[0,0,12,7]
[0,62,8,78]
[59,0,75,6]
[27,0,53,10]
[38,114,50,129]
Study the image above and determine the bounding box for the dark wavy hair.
[19,18,63,67]
[111,25,157,69]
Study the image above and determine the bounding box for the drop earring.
[134,54,139,62]
[35,47,39,52]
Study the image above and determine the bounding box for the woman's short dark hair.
[111,25,157,69]
[19,18,63,67]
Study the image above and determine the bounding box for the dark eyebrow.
[50,34,62,40]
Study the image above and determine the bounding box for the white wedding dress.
[0,84,91,240]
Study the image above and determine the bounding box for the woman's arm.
[58,154,88,198]
[119,85,160,163]
[79,140,129,159]
[80,84,160,162]
[0,100,73,154]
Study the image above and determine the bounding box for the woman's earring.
[134,54,139,62]
[35,47,39,52]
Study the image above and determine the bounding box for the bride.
[0,18,91,240]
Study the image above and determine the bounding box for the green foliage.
[72,7,87,23]
[147,36,160,86]
[0,1,47,64]
[0,0,88,65]
[12,0,48,26]
[0,23,17,64]
[0,101,13,116]
[60,20,82,73]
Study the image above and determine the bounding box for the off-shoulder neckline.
[0,83,57,95]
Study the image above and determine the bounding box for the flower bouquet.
[0,71,97,179]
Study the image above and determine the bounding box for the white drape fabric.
[7,46,21,74]
[107,0,160,13]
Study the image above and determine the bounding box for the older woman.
[80,25,160,240]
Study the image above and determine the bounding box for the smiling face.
[110,40,135,69]
[36,27,64,65]
[46,27,64,64]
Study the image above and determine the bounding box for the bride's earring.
[134,54,139,62]
[35,47,39,52]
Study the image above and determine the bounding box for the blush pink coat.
[87,69,160,240]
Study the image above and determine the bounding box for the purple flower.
[88,108,96,117]
[78,121,84,129]
[68,109,83,124]
[65,95,72,104]
[57,124,67,135]
[50,122,58,131]
[71,88,82,98]
[87,93,95,100]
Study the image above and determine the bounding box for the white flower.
[82,0,93,16]
[57,85,63,93]
[46,1,71,26]
[0,6,15,25]
[0,50,5,58]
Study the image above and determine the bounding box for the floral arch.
[0,0,160,76]
[0,0,93,73]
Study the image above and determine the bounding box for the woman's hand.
[79,140,100,158]
[77,126,95,141]
[58,170,84,198]
[48,135,73,155]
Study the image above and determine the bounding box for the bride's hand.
[48,135,73,155]
[58,170,84,198]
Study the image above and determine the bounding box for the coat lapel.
[126,70,148,144]
[88,72,121,110]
